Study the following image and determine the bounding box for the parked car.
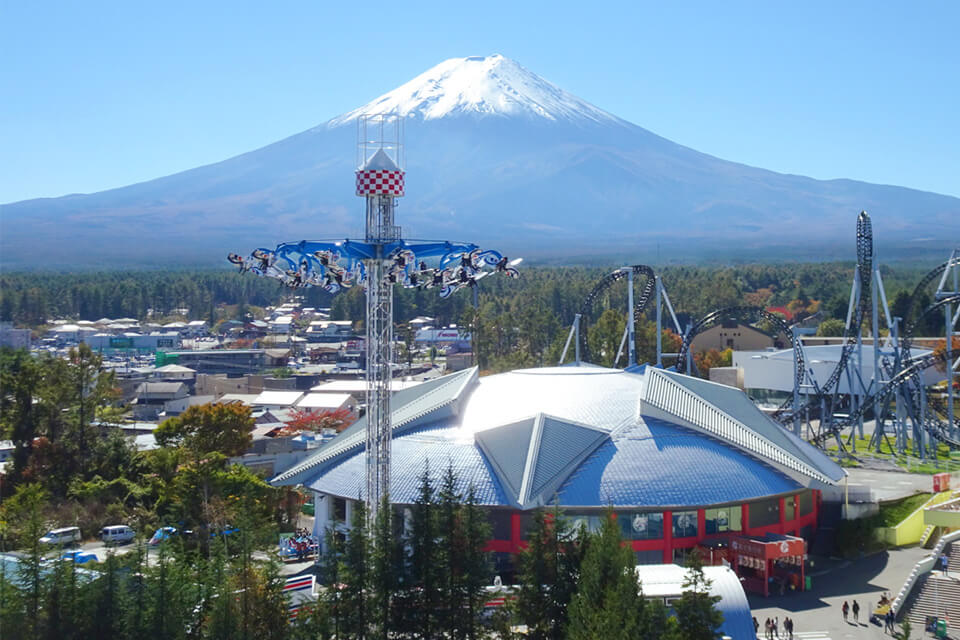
[100,525,135,545]
[59,550,99,564]
[148,526,185,546]
[39,527,81,546]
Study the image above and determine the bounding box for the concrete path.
[749,546,931,640]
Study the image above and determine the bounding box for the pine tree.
[566,509,646,640]
[341,500,371,639]
[514,505,583,640]
[370,496,400,640]
[671,549,724,640]
[460,484,492,640]
[408,466,441,639]
[436,465,464,637]
[320,529,345,640]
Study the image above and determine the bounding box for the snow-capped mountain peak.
[328,54,623,126]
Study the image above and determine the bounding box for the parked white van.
[39,527,81,546]
[100,525,135,545]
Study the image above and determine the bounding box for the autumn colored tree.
[693,348,733,378]
[282,407,355,434]
[155,402,253,458]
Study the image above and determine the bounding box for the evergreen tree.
[341,500,371,639]
[566,509,646,640]
[320,529,346,640]
[670,549,724,640]
[460,484,492,640]
[436,465,464,637]
[370,496,401,640]
[408,467,442,639]
[513,506,581,640]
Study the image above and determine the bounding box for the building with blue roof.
[272,364,844,566]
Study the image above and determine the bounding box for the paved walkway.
[844,467,951,501]
[749,546,931,640]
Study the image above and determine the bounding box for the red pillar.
[813,490,820,529]
[801,554,806,592]
[793,494,800,534]
[764,560,770,597]
[662,510,673,564]
[511,513,522,550]
[697,509,706,541]
[742,503,750,534]
[778,497,786,534]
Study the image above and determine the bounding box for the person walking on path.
[941,552,949,576]
[885,609,895,634]
[842,600,850,622]
[772,616,779,638]
[852,600,860,623]
[765,618,773,639]
[753,616,759,637]
[784,616,794,640]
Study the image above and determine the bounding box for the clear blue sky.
[2,1,957,203]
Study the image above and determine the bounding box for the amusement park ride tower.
[229,114,519,523]
[356,116,404,518]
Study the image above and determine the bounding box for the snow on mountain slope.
[328,54,625,126]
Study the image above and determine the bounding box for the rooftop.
[273,365,844,508]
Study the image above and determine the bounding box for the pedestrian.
[765,618,773,639]
[753,616,759,637]
[785,616,794,640]
[773,616,779,638]
[852,600,860,623]
[842,600,849,622]
[885,609,895,634]
[942,552,950,575]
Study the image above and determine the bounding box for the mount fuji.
[2,54,958,267]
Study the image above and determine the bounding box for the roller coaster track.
[675,307,805,406]
[577,265,657,364]
[811,349,957,446]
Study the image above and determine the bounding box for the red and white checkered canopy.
[356,169,405,197]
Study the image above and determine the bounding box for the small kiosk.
[731,533,806,597]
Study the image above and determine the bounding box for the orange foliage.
[279,407,355,435]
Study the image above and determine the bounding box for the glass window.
[331,497,346,523]
[748,498,780,528]
[799,490,814,516]
[619,512,663,540]
[705,506,741,534]
[635,550,662,565]
[672,511,698,538]
[488,510,512,540]
[784,496,796,521]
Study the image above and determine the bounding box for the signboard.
[109,337,133,348]
[731,535,805,560]
[934,473,951,493]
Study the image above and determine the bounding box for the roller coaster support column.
[656,276,663,367]
[792,328,801,437]
[938,249,960,440]
[626,268,637,368]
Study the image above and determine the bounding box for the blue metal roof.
[556,416,800,508]
[284,365,834,509]
[307,424,508,505]
[306,416,799,508]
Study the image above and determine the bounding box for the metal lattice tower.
[357,115,404,522]
[229,114,520,527]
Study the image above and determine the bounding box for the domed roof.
[272,365,843,509]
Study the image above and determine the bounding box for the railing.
[892,528,960,615]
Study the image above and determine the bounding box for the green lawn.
[877,493,933,527]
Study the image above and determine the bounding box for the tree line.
[0,471,727,640]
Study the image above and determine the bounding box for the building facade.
[273,365,843,569]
